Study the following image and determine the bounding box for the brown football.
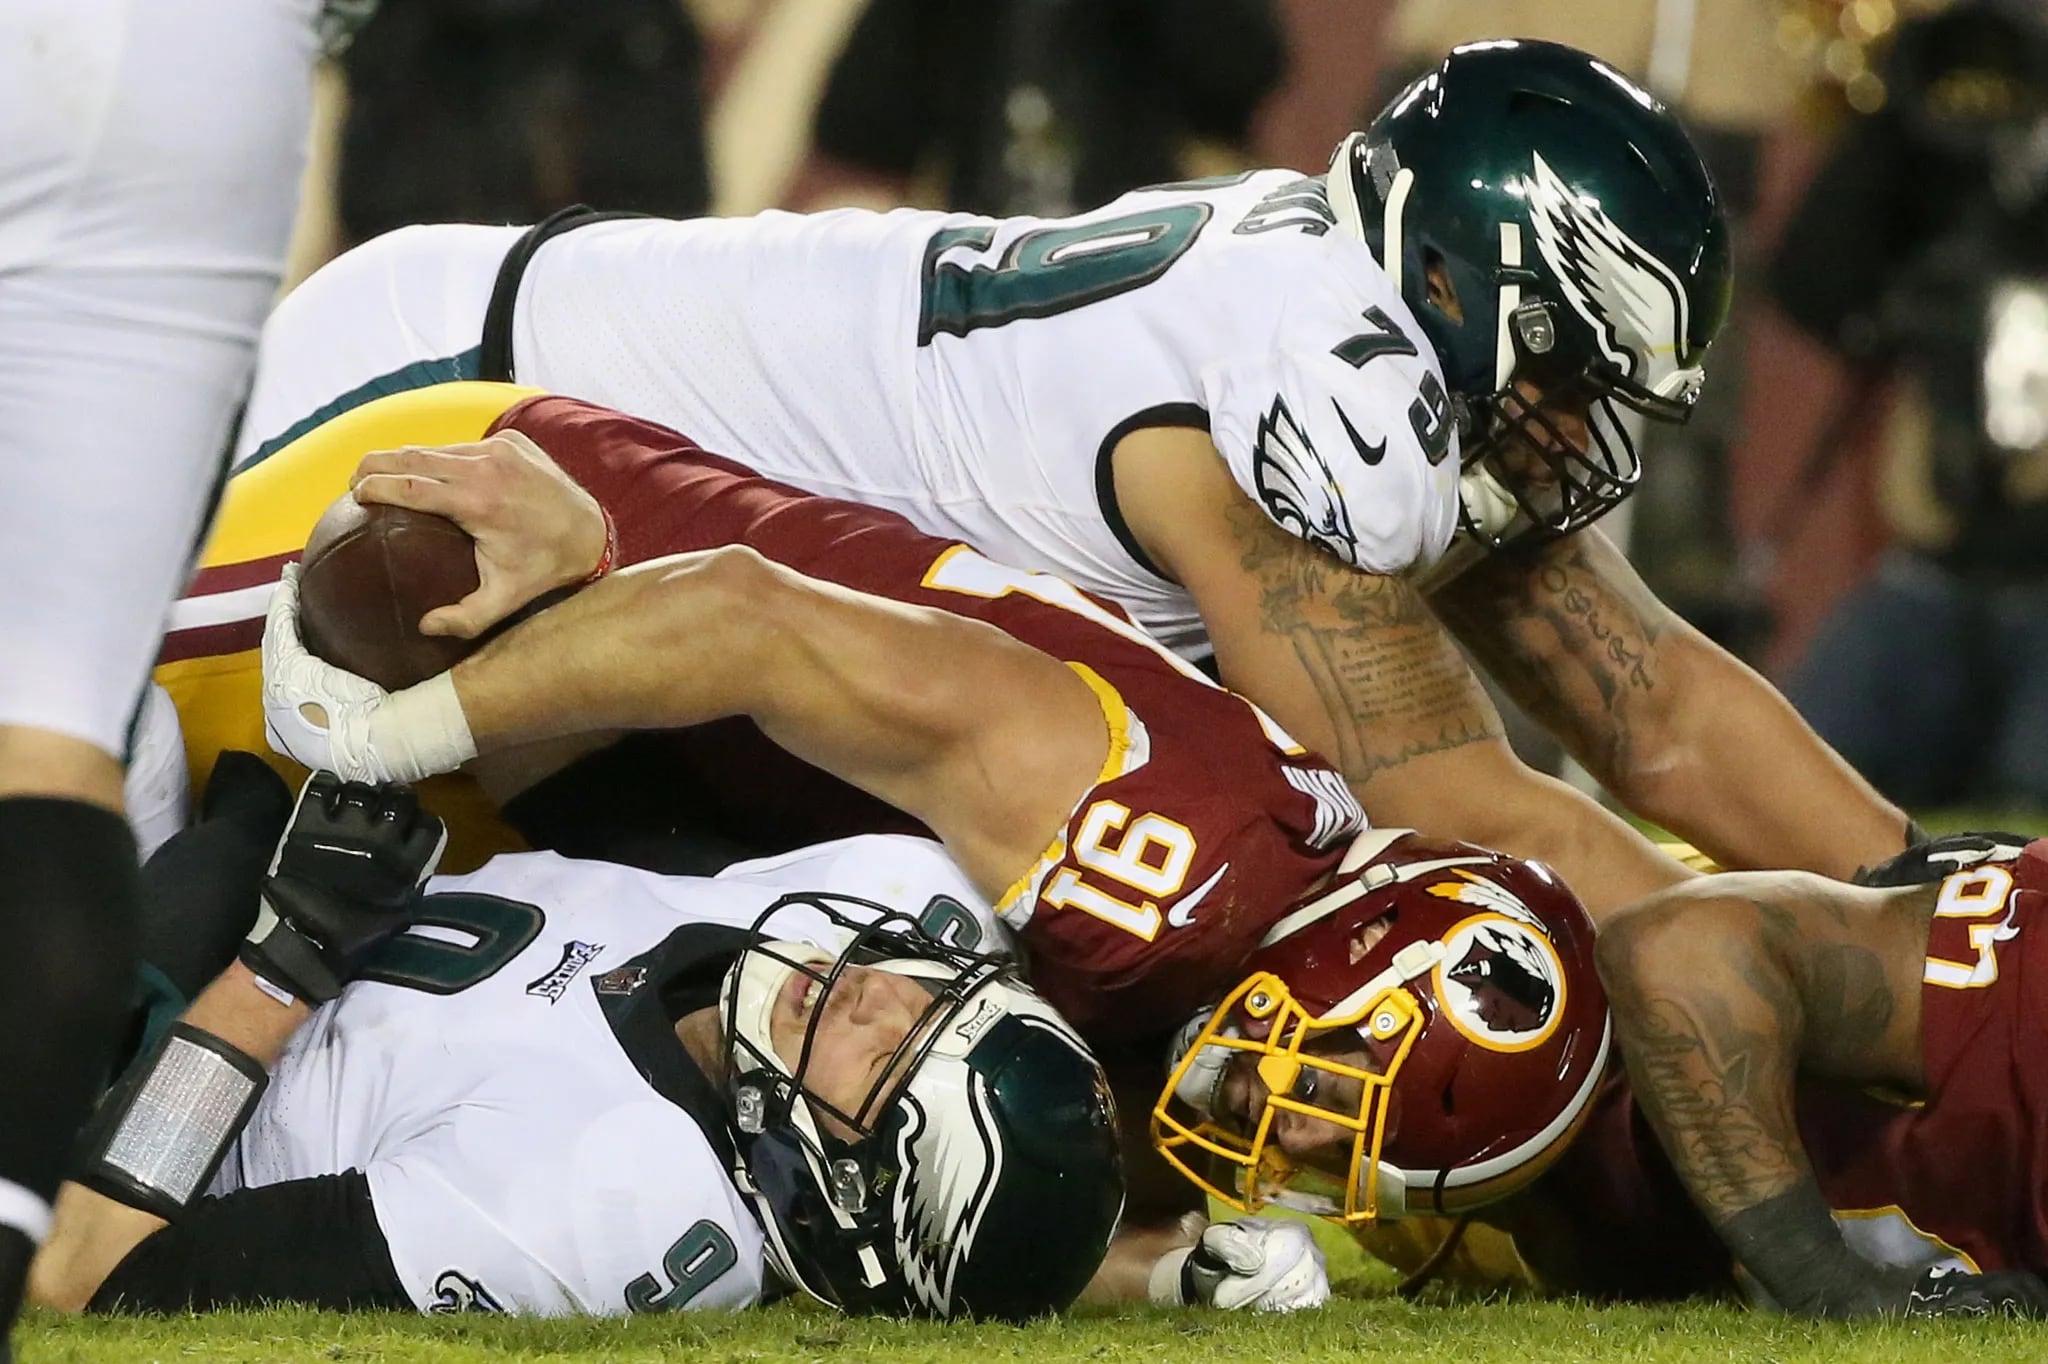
[297,495,481,691]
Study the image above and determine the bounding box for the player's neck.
[673,1007,728,1084]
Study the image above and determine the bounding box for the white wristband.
[363,672,478,782]
[1147,1246,1195,1306]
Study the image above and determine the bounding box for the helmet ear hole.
[1421,249,1464,323]
[1348,909,1397,966]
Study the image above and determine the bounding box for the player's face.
[1212,1040,1381,1176]
[1205,907,1391,1174]
[768,962,936,1142]
[1501,378,1593,469]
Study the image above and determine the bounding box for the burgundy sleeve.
[492,396,940,585]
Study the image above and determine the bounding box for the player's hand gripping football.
[240,771,448,1005]
[1149,1217,1331,1312]
[353,429,612,639]
[262,562,476,783]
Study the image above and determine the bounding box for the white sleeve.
[124,682,191,859]
[1207,330,1461,576]
[365,1100,766,1316]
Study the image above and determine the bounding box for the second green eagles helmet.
[1328,39,1732,548]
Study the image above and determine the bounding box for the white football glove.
[260,563,476,783]
[1149,1217,1330,1312]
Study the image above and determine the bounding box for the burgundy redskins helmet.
[1151,829,1609,1225]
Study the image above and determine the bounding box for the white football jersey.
[513,171,1461,655]
[214,835,1009,1316]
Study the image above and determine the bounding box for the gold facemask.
[1150,969,1427,1225]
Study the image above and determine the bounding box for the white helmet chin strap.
[1459,465,1523,540]
[1265,1159,1415,1223]
[1169,1011,1235,1116]
[722,939,835,1086]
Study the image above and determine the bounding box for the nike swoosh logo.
[1165,862,1231,929]
[1333,400,1385,466]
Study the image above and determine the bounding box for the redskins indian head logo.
[1425,874,1567,1051]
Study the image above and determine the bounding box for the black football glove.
[239,771,447,1004]
[1904,1265,2048,1319]
[1853,831,2035,888]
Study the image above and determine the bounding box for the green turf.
[20,1218,2047,1362]
[21,1297,2048,1364]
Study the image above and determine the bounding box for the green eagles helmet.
[1327,38,1732,548]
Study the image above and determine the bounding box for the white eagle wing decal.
[890,1071,1003,1315]
[1525,152,1694,398]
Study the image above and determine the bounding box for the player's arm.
[1595,871,2045,1317]
[1117,426,1689,918]
[454,550,1108,903]
[71,1171,407,1315]
[1431,527,1913,878]
[27,962,310,1311]
[270,547,1111,906]
[29,777,444,1312]
[1085,1063,1205,1303]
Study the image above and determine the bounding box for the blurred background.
[286,0,2048,815]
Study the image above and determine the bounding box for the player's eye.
[1291,1068,1320,1105]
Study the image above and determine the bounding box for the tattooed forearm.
[1594,878,1935,1314]
[1432,530,1670,774]
[1600,886,1911,1229]
[1227,500,1503,780]
[1604,940,1807,1222]
[1285,622,1503,780]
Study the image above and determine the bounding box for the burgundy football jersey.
[1517,842,2048,1298]
[1794,838,2048,1274]
[488,395,1364,1037]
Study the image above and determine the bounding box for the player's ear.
[1424,253,1463,323]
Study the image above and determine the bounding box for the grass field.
[25,1293,2048,1364]
[26,1201,2048,1361]
[23,812,2047,1362]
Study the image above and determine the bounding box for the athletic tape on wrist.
[75,1022,268,1222]
[1719,1183,1909,1317]
[366,672,477,782]
[1147,1245,1196,1306]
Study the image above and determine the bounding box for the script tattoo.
[1226,500,1501,783]
[1433,530,1668,779]
[1602,912,1807,1221]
